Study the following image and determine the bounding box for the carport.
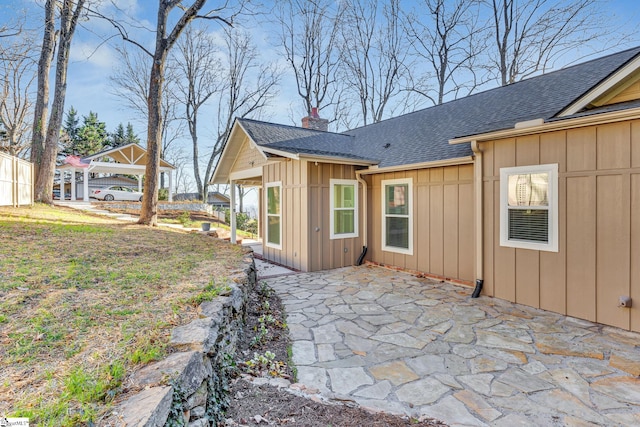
[55,143,176,202]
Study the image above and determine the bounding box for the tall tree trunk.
[34,0,85,204]
[138,0,212,225]
[30,0,56,186]
[139,40,168,225]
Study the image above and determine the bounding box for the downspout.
[471,141,484,298]
[355,170,368,265]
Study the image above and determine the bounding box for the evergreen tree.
[60,106,81,155]
[110,122,140,147]
[111,123,126,147]
[75,111,108,155]
[125,123,140,145]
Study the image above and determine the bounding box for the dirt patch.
[223,283,447,427]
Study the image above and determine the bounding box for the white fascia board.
[357,156,474,175]
[449,107,640,145]
[559,55,640,117]
[229,166,263,182]
[298,154,377,166]
[260,147,300,160]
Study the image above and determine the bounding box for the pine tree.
[75,111,108,155]
[125,123,140,145]
[60,106,80,155]
[111,123,126,147]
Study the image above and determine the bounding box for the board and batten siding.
[481,119,640,332]
[366,165,475,283]
[231,137,268,173]
[262,159,309,271]
[307,163,363,272]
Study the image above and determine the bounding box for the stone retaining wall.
[105,253,256,426]
[105,202,215,216]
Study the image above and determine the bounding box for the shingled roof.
[229,46,640,170]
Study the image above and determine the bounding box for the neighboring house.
[173,192,231,208]
[211,47,640,333]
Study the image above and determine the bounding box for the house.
[211,46,640,332]
[173,191,231,208]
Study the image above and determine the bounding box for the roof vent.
[514,118,545,129]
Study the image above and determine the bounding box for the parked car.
[90,186,143,202]
[52,189,71,200]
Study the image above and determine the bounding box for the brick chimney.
[301,107,329,132]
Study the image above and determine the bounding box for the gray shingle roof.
[238,119,377,163]
[239,47,640,169]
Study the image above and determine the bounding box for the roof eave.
[558,53,640,117]
[357,156,474,175]
[449,106,640,144]
[298,153,378,166]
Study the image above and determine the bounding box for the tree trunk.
[138,43,167,225]
[30,0,56,188]
[138,0,210,225]
[34,0,85,204]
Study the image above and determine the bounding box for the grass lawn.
[0,204,248,425]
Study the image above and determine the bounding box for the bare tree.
[97,1,244,225]
[172,24,223,200]
[487,0,616,86]
[110,47,184,159]
[32,0,87,203]
[204,28,280,202]
[0,22,36,157]
[405,0,485,105]
[276,0,344,124]
[339,0,414,125]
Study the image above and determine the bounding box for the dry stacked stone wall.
[105,254,256,426]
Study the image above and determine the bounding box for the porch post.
[70,168,76,201]
[59,171,65,200]
[168,171,173,202]
[230,180,237,244]
[83,168,89,201]
[137,176,143,192]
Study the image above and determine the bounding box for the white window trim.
[265,181,282,250]
[499,163,559,252]
[330,179,359,240]
[381,178,413,255]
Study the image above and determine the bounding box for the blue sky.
[3,0,638,133]
[1,0,639,196]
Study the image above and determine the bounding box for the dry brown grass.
[0,204,248,425]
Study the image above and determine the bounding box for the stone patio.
[265,265,640,426]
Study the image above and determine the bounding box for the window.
[266,182,282,249]
[500,164,558,252]
[330,179,358,239]
[381,178,413,255]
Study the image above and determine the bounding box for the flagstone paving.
[266,265,640,426]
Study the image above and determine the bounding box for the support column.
[70,168,76,201]
[230,180,237,244]
[83,168,89,201]
[168,171,173,202]
[138,176,142,192]
[60,171,65,200]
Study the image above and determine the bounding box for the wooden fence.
[0,151,33,207]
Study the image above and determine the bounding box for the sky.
[1,0,639,206]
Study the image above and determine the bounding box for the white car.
[90,186,144,202]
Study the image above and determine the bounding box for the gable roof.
[82,143,175,169]
[347,46,640,168]
[212,46,640,180]
[238,119,377,162]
